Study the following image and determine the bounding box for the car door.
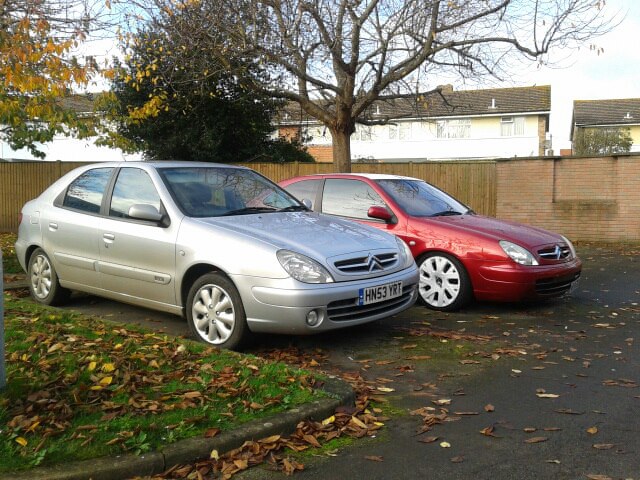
[43,167,114,289]
[320,178,409,238]
[98,167,178,308]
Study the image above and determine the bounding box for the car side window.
[62,168,114,214]
[322,179,386,220]
[109,168,161,219]
[285,179,322,209]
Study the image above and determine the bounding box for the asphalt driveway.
[56,244,640,480]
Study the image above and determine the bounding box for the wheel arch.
[180,263,228,312]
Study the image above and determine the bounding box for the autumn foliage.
[0,0,98,157]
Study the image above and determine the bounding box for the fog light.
[306,310,319,327]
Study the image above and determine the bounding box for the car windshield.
[376,179,470,217]
[159,166,303,217]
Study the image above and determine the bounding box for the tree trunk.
[331,128,352,173]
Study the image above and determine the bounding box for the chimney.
[437,84,454,94]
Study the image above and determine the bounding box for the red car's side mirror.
[367,205,394,222]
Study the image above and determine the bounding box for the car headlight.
[396,237,415,269]
[499,241,539,266]
[277,250,334,283]
[560,235,577,259]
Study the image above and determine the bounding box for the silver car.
[16,162,418,349]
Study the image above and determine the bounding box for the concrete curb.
[3,377,355,480]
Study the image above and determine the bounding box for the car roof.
[293,173,420,181]
[78,161,250,170]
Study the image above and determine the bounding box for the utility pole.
[0,249,5,391]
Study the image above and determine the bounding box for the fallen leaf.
[593,444,615,450]
[15,437,28,447]
[102,363,115,373]
[365,456,384,462]
[586,475,613,480]
[523,427,537,433]
[536,393,560,398]
[440,441,451,448]
[450,456,464,463]
[555,409,584,415]
[204,428,220,438]
[546,459,561,464]
[524,437,548,444]
[322,415,335,426]
[303,434,321,448]
[418,436,439,444]
[210,449,219,460]
[484,404,495,412]
[376,387,395,393]
[480,426,496,437]
[586,426,598,435]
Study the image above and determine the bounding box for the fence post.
[1,249,5,391]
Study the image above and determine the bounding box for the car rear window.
[62,168,114,214]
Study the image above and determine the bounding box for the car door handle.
[48,222,58,231]
[103,233,115,241]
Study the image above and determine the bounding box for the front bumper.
[470,257,582,303]
[231,266,419,335]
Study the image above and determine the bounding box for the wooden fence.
[0,161,497,232]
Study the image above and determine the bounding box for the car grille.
[334,253,398,274]
[535,272,581,296]
[327,285,416,321]
[537,245,573,261]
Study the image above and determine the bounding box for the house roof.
[59,94,95,114]
[279,85,551,124]
[573,98,640,127]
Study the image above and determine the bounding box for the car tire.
[28,248,70,306]
[186,272,249,350]
[417,252,472,311]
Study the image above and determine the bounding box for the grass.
[0,294,327,473]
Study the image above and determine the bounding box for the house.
[571,98,640,154]
[0,94,141,162]
[277,85,552,163]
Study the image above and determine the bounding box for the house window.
[436,119,471,139]
[388,124,398,140]
[501,116,525,136]
[399,122,412,140]
[354,125,372,141]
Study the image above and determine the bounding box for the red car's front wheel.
[417,252,472,311]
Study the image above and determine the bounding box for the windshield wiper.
[277,205,309,212]
[430,210,463,217]
[221,207,277,216]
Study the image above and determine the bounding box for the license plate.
[358,281,403,306]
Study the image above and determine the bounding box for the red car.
[279,173,582,311]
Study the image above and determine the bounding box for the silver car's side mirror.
[301,198,313,209]
[128,204,164,222]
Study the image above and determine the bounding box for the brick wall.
[496,156,640,242]
[306,146,333,163]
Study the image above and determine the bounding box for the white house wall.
[304,114,543,161]
[0,134,142,162]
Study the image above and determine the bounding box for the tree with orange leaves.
[0,0,109,158]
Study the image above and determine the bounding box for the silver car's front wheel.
[27,248,70,306]
[186,273,248,350]
[418,252,471,311]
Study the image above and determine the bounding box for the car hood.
[194,211,395,258]
[420,214,563,249]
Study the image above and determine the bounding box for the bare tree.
[123,0,616,171]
